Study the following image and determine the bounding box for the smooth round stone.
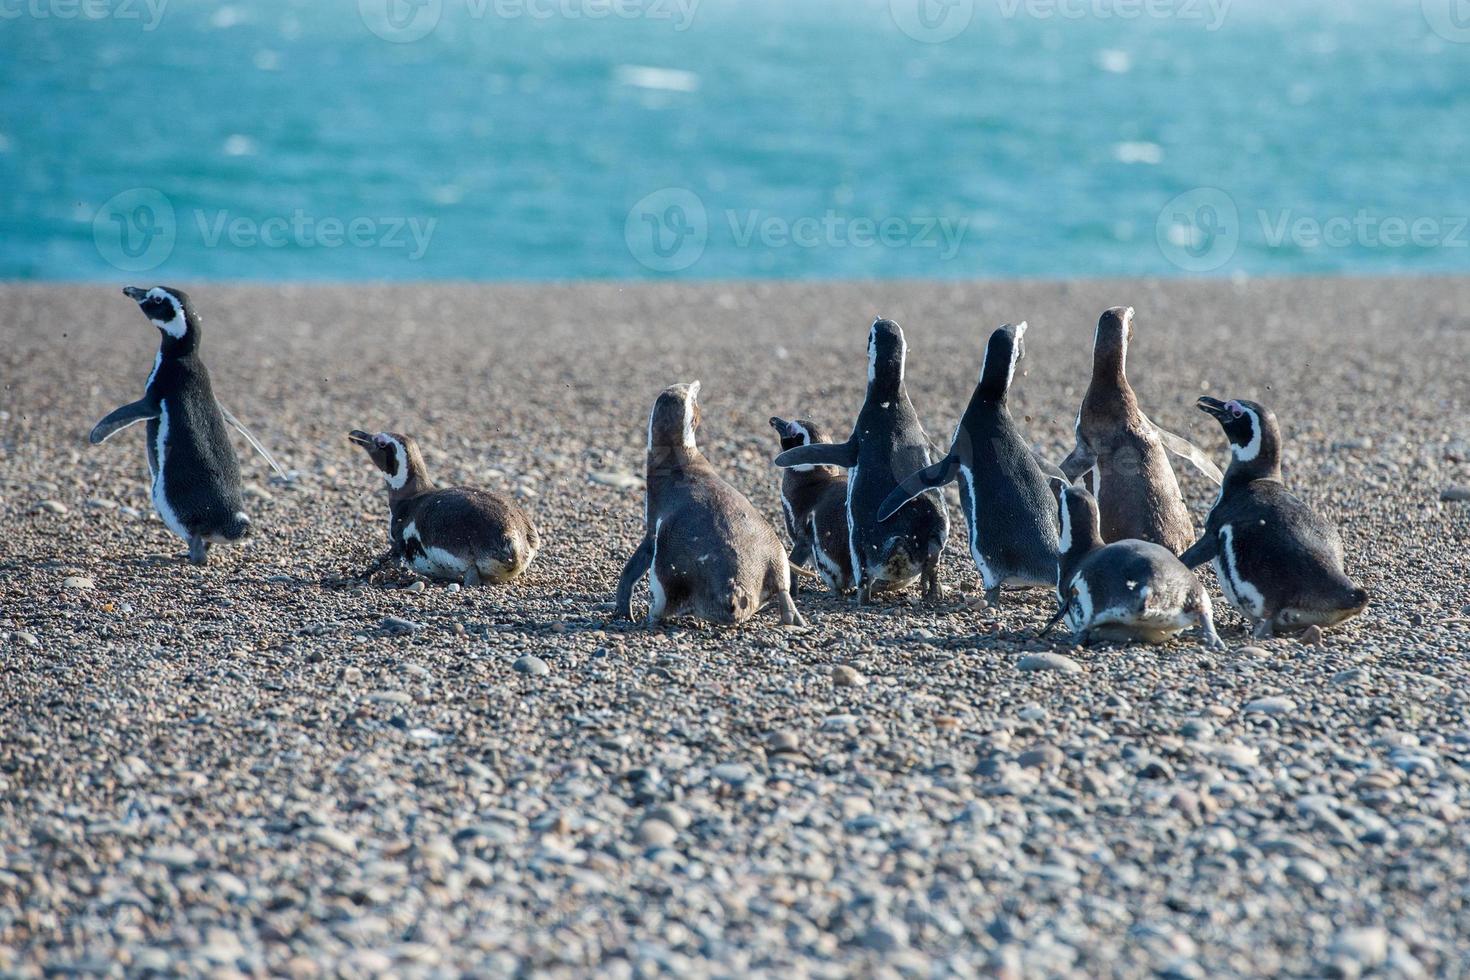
[405,580,427,593]
[636,819,678,848]
[1017,745,1063,770]
[62,576,95,590]
[514,655,549,676]
[1244,696,1297,715]
[646,803,691,830]
[1018,653,1081,673]
[766,729,800,752]
[831,665,866,687]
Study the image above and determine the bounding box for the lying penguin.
[774,318,948,604]
[616,382,804,626]
[1043,484,1223,648]
[89,286,284,566]
[769,416,855,594]
[1061,306,1222,554]
[349,430,538,586]
[878,322,1058,606]
[1181,398,1368,637]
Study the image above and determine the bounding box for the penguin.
[768,416,855,594]
[1180,397,1368,638]
[88,286,283,566]
[1060,306,1223,554]
[877,322,1057,606]
[349,430,539,586]
[1043,484,1223,648]
[616,382,805,626]
[773,318,948,604]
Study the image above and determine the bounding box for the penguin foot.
[984,587,1002,608]
[464,566,482,588]
[1251,619,1275,640]
[922,565,945,604]
[188,537,209,566]
[776,590,806,627]
[855,582,873,606]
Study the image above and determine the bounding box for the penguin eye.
[1226,400,1245,419]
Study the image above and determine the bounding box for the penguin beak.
[769,417,790,437]
[123,286,147,302]
[348,430,376,449]
[1196,396,1231,421]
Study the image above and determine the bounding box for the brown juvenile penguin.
[616,382,805,626]
[769,416,855,594]
[1060,306,1222,554]
[349,430,538,585]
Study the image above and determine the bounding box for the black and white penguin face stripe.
[370,433,410,489]
[867,318,906,388]
[126,286,190,339]
[648,381,701,450]
[978,321,1027,397]
[1057,484,1100,556]
[1198,396,1277,468]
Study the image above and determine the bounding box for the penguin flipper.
[1032,450,1067,484]
[1152,421,1223,485]
[1178,534,1218,569]
[89,399,158,444]
[876,454,960,522]
[615,536,655,620]
[774,441,858,469]
[1059,442,1096,481]
[218,404,287,479]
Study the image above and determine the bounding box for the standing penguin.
[348,430,539,586]
[769,416,855,594]
[877,322,1057,605]
[1060,306,1222,553]
[1181,397,1368,637]
[773,318,948,604]
[1044,484,1222,648]
[617,382,805,627]
[88,286,282,565]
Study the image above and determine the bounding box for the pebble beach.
[2,277,1469,977]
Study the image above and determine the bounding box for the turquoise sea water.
[2,0,1469,281]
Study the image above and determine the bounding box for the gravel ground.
[2,278,1468,978]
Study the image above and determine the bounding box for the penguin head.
[976,321,1027,400]
[124,286,197,347]
[349,429,427,494]
[1057,482,1102,557]
[1095,306,1134,359]
[867,318,907,390]
[1197,397,1280,472]
[648,381,701,450]
[768,416,826,452]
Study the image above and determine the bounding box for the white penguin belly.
[151,403,190,542]
[403,521,471,579]
[961,467,999,590]
[1217,524,1265,619]
[647,518,668,618]
[809,516,846,590]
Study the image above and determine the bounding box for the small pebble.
[831,665,866,687]
[62,576,95,590]
[1018,652,1081,673]
[514,655,549,676]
